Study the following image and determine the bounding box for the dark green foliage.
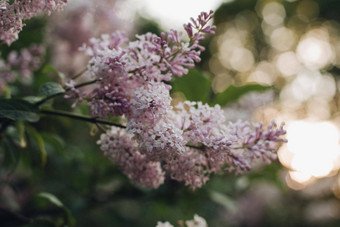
[136,16,162,36]
[171,69,212,103]
[38,82,65,97]
[0,99,40,122]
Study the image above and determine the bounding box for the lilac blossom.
[225,121,286,166]
[72,11,216,118]
[0,44,45,92]
[75,11,286,189]
[127,119,186,161]
[64,80,85,108]
[203,121,286,174]
[98,127,165,189]
[164,148,209,189]
[0,0,68,45]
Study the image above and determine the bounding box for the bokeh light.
[296,31,335,69]
[279,121,340,188]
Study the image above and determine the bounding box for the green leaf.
[26,126,47,167]
[37,192,76,227]
[42,65,66,82]
[38,82,65,97]
[23,96,44,104]
[42,65,60,75]
[0,99,40,122]
[171,69,212,102]
[211,84,271,107]
[38,192,64,207]
[17,121,27,148]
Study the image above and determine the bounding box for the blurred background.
[2,0,340,226]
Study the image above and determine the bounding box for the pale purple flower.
[0,44,45,93]
[222,120,287,171]
[164,148,209,189]
[98,127,165,188]
[64,80,86,108]
[0,0,68,45]
[175,101,226,146]
[129,81,172,123]
[127,119,186,161]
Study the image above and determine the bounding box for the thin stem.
[71,69,87,80]
[73,79,98,89]
[36,93,63,106]
[186,143,205,151]
[40,109,125,129]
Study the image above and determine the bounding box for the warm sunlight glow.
[279,121,340,188]
[296,36,334,69]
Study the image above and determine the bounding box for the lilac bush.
[0,4,287,225]
[0,3,286,190]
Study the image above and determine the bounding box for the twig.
[40,109,125,128]
[71,69,87,80]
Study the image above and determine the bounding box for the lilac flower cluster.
[0,0,68,45]
[0,44,45,92]
[98,127,165,188]
[74,11,286,189]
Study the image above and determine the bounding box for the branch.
[40,109,125,128]
[71,69,87,80]
[40,109,253,172]
[73,79,99,89]
[40,110,244,161]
